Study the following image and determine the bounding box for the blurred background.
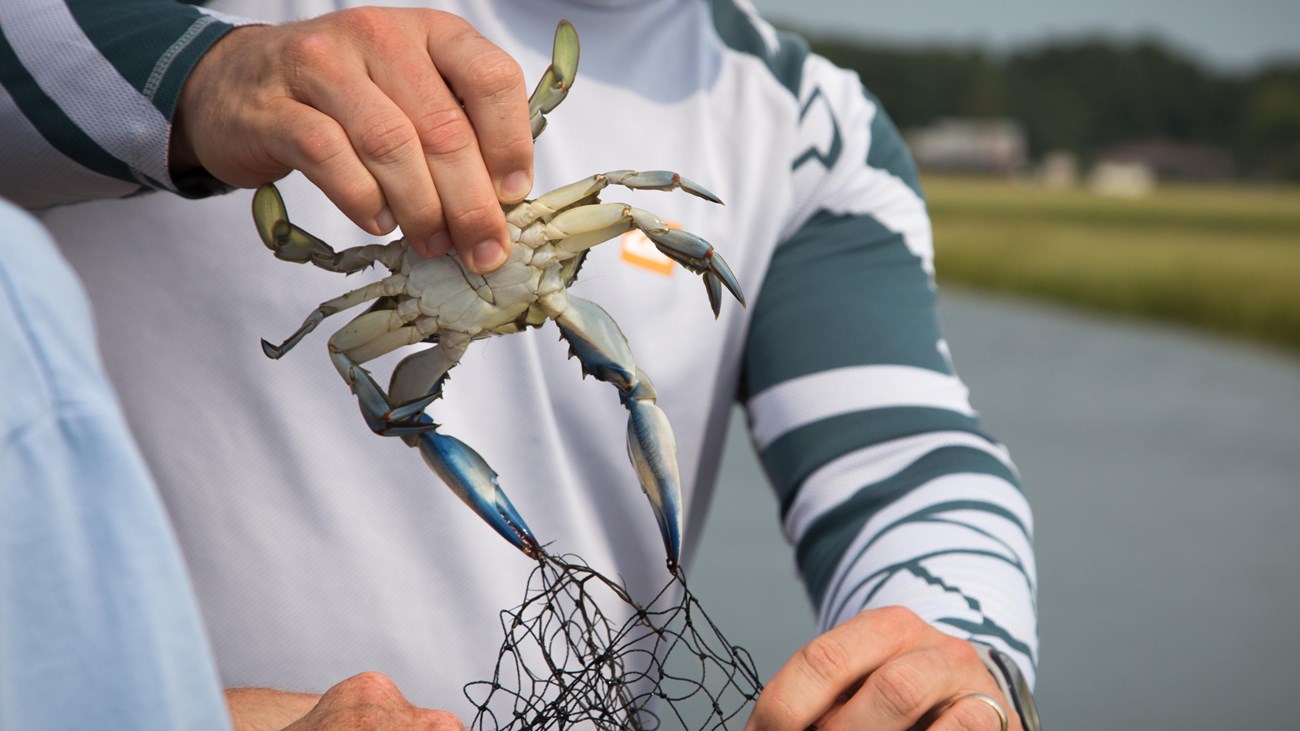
[688,1,1300,729]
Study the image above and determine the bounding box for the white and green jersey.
[6,0,1037,707]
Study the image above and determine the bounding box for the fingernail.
[472,239,507,272]
[500,170,532,201]
[375,207,396,233]
[427,231,452,256]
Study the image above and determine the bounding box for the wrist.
[225,687,321,731]
[169,24,271,195]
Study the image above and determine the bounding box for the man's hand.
[173,7,535,272]
[746,606,1021,731]
[227,672,463,731]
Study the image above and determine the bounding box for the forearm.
[742,49,1038,682]
[0,0,255,208]
[802,470,1038,682]
[225,687,321,731]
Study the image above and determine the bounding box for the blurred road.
[688,288,1300,730]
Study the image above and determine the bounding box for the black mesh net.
[464,551,764,730]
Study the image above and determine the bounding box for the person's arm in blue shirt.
[0,198,231,730]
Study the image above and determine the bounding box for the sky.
[748,0,1300,72]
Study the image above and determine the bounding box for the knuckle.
[336,671,401,703]
[798,635,851,683]
[330,179,384,223]
[282,31,326,66]
[356,112,417,163]
[940,635,982,666]
[444,198,502,235]
[418,9,469,35]
[416,107,475,157]
[465,53,525,97]
[870,662,930,720]
[485,137,533,170]
[291,118,349,169]
[872,604,923,637]
[336,5,393,40]
[397,198,445,236]
[480,124,534,169]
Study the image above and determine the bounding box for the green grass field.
[925,176,1300,355]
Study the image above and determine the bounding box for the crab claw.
[551,296,684,571]
[252,184,338,265]
[528,20,580,139]
[336,350,540,557]
[416,425,541,559]
[624,392,684,573]
[635,215,746,316]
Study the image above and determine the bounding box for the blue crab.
[251,20,743,572]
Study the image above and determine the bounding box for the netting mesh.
[464,551,764,730]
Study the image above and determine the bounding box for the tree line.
[799,30,1300,180]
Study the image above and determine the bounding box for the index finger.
[747,608,919,730]
[427,25,535,204]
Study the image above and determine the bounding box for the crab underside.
[251,20,744,572]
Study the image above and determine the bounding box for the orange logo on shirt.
[620,223,680,276]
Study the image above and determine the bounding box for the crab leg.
[253,184,405,273]
[344,362,540,558]
[534,203,745,317]
[343,362,441,438]
[262,274,409,359]
[528,20,579,139]
[326,314,464,422]
[416,422,542,558]
[543,293,683,572]
[507,170,722,230]
[330,334,542,556]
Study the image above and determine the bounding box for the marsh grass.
[926,176,1300,355]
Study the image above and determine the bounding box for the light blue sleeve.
[0,199,231,730]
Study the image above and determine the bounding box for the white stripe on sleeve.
[0,83,141,207]
[817,473,1034,624]
[816,473,1037,684]
[747,365,976,450]
[3,1,172,185]
[782,431,1017,543]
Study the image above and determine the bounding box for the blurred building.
[906,118,1028,175]
[1095,139,1234,181]
[1039,150,1080,188]
[1087,161,1157,197]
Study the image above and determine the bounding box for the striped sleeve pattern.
[0,0,253,208]
[736,37,1039,683]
